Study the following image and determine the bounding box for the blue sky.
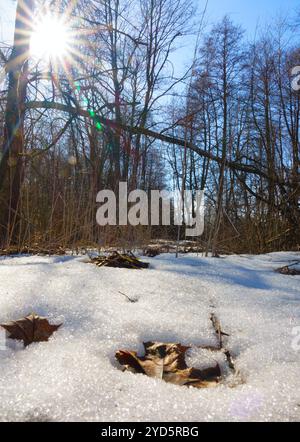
[0,0,15,43]
[167,0,299,74]
[1,0,299,42]
[203,0,299,37]
[0,0,299,74]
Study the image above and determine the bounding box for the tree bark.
[0,0,35,245]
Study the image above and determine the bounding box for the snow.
[0,251,299,422]
[287,262,300,272]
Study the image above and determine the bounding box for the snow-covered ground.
[0,252,299,422]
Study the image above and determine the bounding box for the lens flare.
[30,15,71,61]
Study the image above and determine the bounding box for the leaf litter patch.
[90,251,149,269]
[116,313,239,389]
[275,262,300,276]
[0,246,65,256]
[116,342,221,388]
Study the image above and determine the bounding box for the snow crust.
[0,251,299,421]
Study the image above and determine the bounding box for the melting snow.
[0,251,299,422]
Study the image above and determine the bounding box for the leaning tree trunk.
[0,0,35,246]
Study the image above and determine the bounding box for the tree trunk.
[0,0,34,246]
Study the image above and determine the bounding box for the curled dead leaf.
[116,342,221,388]
[276,264,300,276]
[0,313,62,347]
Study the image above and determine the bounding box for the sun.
[30,15,71,61]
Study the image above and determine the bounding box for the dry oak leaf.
[116,342,221,389]
[0,313,62,347]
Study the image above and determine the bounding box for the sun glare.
[30,15,71,61]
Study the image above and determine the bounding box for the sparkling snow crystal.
[0,252,299,421]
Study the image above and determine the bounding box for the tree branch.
[25,100,276,181]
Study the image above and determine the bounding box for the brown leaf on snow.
[275,264,300,276]
[0,313,62,347]
[116,342,221,388]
